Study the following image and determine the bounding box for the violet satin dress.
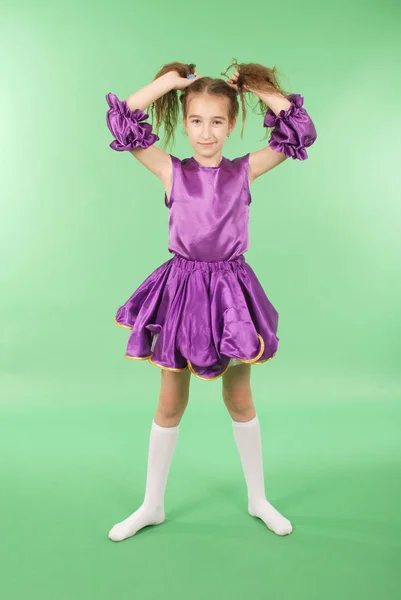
[106,92,317,380]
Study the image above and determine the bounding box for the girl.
[105,59,317,541]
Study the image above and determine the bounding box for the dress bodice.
[165,154,252,262]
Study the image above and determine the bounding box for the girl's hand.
[168,71,203,90]
[225,69,251,93]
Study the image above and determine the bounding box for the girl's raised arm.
[105,73,176,181]
[248,91,317,181]
[124,72,175,112]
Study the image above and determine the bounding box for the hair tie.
[186,74,195,79]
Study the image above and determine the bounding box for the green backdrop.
[1,0,400,597]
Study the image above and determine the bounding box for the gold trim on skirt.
[114,317,276,381]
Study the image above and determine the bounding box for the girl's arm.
[105,73,177,181]
[125,72,175,111]
[105,72,199,181]
[255,91,292,115]
[248,89,318,181]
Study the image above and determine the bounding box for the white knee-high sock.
[108,419,180,542]
[232,415,266,502]
[142,420,180,509]
[232,415,293,536]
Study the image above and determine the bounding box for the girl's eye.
[192,120,222,125]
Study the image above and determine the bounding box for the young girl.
[105,59,317,541]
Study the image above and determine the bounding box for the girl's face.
[183,94,236,158]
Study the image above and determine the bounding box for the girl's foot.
[108,504,165,542]
[248,499,293,536]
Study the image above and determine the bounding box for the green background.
[1,0,400,597]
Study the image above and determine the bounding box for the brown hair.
[148,58,291,151]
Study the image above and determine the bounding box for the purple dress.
[106,92,317,380]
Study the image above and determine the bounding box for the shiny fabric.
[105,93,159,151]
[110,91,317,379]
[115,254,279,380]
[165,154,251,261]
[264,93,317,160]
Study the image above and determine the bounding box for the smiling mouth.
[200,142,214,145]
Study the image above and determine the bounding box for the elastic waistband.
[172,253,246,272]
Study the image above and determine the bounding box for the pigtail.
[148,62,196,150]
[221,58,291,141]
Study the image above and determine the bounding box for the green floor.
[1,369,400,598]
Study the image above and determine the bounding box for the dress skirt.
[114,253,279,381]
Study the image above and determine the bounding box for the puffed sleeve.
[263,94,317,160]
[105,92,160,151]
